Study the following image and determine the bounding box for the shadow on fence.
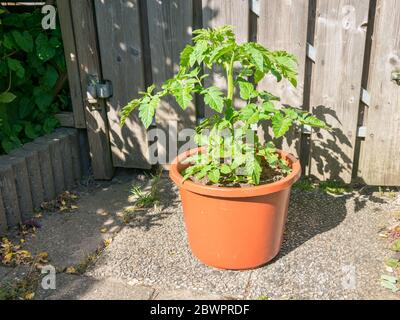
[309,105,353,181]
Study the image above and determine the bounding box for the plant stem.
[226,53,235,108]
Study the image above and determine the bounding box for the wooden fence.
[57,0,400,186]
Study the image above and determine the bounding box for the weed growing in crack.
[123,169,163,224]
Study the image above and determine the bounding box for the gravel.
[86,174,400,300]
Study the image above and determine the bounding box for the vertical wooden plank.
[66,129,82,181]
[10,149,45,209]
[202,0,249,42]
[70,0,114,179]
[359,0,400,185]
[0,194,7,234]
[257,0,309,157]
[147,0,196,164]
[94,0,151,169]
[35,135,65,195]
[23,142,56,202]
[0,163,21,227]
[308,0,369,183]
[57,0,86,128]
[50,129,75,190]
[1,155,33,222]
[61,138,75,190]
[202,0,249,117]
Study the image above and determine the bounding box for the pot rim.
[169,147,301,198]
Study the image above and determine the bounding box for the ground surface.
[1,170,399,300]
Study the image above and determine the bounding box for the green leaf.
[36,34,56,61]
[42,65,58,88]
[12,30,33,52]
[386,258,400,269]
[273,51,298,87]
[220,163,232,174]
[43,116,59,133]
[194,164,211,180]
[24,123,38,139]
[138,95,160,129]
[283,108,299,120]
[262,101,278,113]
[231,151,246,170]
[182,164,206,182]
[189,40,208,66]
[2,13,25,27]
[203,86,224,113]
[49,36,61,48]
[209,43,235,63]
[254,69,264,84]
[34,88,53,112]
[238,81,256,100]
[243,43,264,71]
[245,154,262,185]
[380,275,399,292]
[3,33,16,50]
[272,113,292,138]
[120,99,140,126]
[208,168,220,184]
[392,239,400,252]
[0,91,16,104]
[180,45,194,69]
[2,138,20,154]
[381,274,398,284]
[170,80,193,110]
[7,58,25,78]
[12,124,23,134]
[19,97,34,118]
[300,114,328,129]
[239,103,257,122]
[259,91,280,102]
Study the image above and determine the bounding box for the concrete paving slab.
[35,274,154,300]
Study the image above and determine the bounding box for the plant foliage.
[0,6,69,154]
[121,26,328,186]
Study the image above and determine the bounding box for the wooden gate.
[58,0,400,186]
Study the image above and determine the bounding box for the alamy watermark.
[142,120,258,169]
[41,264,56,290]
[341,265,357,290]
[41,4,56,30]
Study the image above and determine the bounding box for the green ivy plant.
[0,6,69,154]
[121,26,327,186]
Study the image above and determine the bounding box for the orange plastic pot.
[169,147,301,270]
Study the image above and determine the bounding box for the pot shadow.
[272,186,388,261]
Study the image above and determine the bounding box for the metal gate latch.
[86,75,113,104]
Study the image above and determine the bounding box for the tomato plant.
[122,26,327,186]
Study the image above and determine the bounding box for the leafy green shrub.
[122,26,328,186]
[0,6,69,154]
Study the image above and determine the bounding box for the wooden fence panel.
[94,0,151,169]
[308,0,369,183]
[57,0,86,128]
[202,0,249,42]
[57,0,400,185]
[257,0,309,157]
[358,0,400,185]
[202,0,249,117]
[69,0,114,179]
[147,0,196,164]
